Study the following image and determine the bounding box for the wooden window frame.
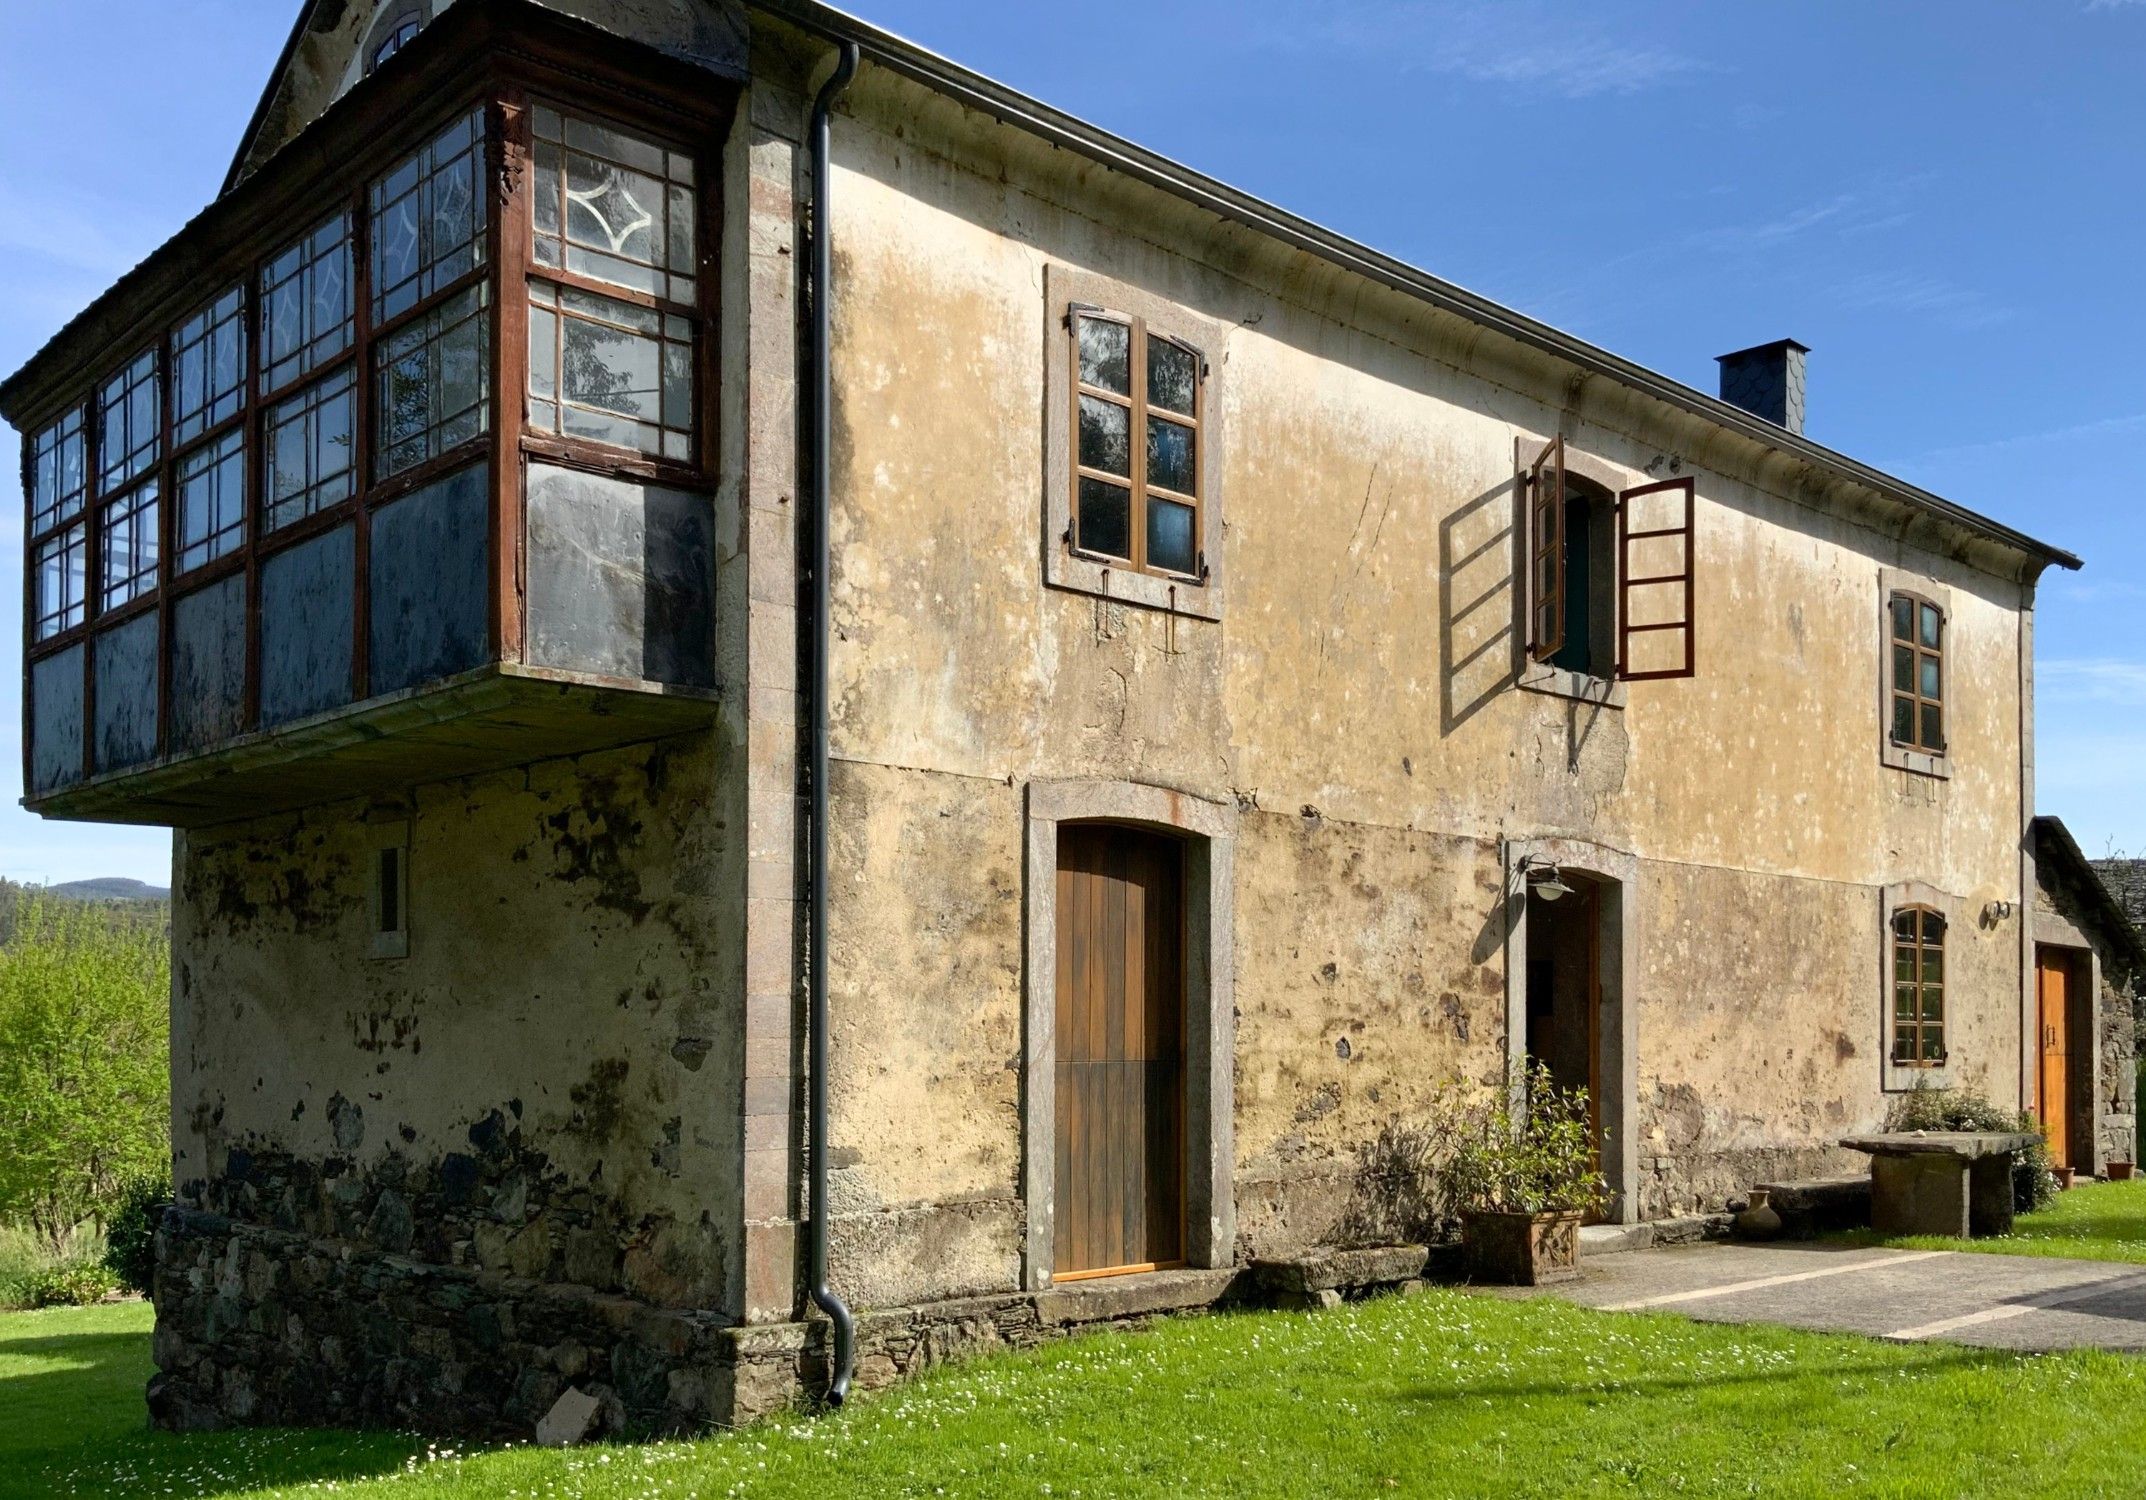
[1889,589,1946,755]
[1890,905,1948,1069]
[1042,264,1225,622]
[1877,571,1951,779]
[15,11,734,801]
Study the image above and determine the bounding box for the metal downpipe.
[805,38,859,1409]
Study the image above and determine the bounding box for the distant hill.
[47,877,170,902]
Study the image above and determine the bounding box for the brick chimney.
[1716,339,1809,435]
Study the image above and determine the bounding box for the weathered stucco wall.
[812,63,2035,1301]
[164,733,743,1356]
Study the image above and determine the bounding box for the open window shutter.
[1616,476,1697,681]
[1526,437,1566,663]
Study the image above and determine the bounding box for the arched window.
[1892,907,1946,1065]
[367,10,422,74]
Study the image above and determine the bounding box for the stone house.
[2,0,2095,1437]
[2032,817,2145,1170]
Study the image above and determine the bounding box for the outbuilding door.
[2036,946,2088,1170]
[1054,824,1186,1280]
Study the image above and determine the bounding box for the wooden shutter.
[1616,476,1697,681]
[1525,437,1566,663]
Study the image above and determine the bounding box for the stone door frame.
[1022,779,1236,1290]
[1502,835,1640,1226]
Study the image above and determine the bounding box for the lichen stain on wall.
[172,733,738,1311]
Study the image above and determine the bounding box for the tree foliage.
[0,893,170,1252]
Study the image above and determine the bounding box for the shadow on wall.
[1440,480,1519,737]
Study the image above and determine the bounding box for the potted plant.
[1445,1063,1609,1285]
[2107,1161,2136,1182]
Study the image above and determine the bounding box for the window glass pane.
[1895,985,1915,1021]
[172,286,247,445]
[369,15,420,71]
[371,107,488,323]
[30,408,87,534]
[1891,594,1913,642]
[530,106,696,302]
[101,479,161,609]
[1921,945,1943,985]
[33,525,88,640]
[1920,603,1941,649]
[1892,644,1914,694]
[1895,948,1914,983]
[377,284,491,479]
[524,282,692,459]
[1892,910,1916,939]
[1893,1028,1914,1064]
[1891,695,1913,745]
[1077,394,1129,477]
[177,430,247,572]
[1921,984,1943,1022]
[98,350,160,491]
[1076,317,1129,395]
[1920,654,1941,702]
[261,213,354,391]
[1149,498,1196,576]
[1148,339,1197,416]
[1920,703,1942,752]
[1148,416,1195,495]
[1077,476,1130,560]
[1921,1027,1944,1061]
[266,368,356,531]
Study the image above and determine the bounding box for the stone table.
[1840,1132,2038,1238]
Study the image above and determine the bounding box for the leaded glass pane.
[33,525,88,640]
[30,408,87,534]
[531,105,696,302]
[377,284,490,478]
[98,350,160,491]
[177,430,247,572]
[261,214,354,392]
[172,285,246,445]
[266,368,356,531]
[101,479,160,609]
[371,107,488,323]
[524,282,691,459]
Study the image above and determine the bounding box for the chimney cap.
[1717,338,1811,365]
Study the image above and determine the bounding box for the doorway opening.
[1525,871,1605,1219]
[1052,822,1188,1280]
[2035,944,2092,1172]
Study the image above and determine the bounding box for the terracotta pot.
[1735,1187,1783,1242]
[2054,1166,2077,1190]
[2108,1162,2136,1182]
[1461,1208,1583,1286]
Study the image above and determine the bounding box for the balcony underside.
[24,664,718,829]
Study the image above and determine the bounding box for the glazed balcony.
[6,4,735,828]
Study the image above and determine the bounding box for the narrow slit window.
[1889,592,1945,755]
[526,281,694,460]
[260,213,354,394]
[370,107,488,323]
[1069,308,1204,581]
[171,286,247,445]
[265,367,356,531]
[372,840,410,959]
[30,408,88,535]
[98,349,161,492]
[375,283,490,479]
[1891,907,1946,1066]
[100,479,161,609]
[33,526,88,640]
[177,429,247,571]
[531,105,697,302]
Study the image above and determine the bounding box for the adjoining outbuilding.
[2031,816,2146,1173]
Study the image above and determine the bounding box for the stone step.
[1578,1222,1653,1257]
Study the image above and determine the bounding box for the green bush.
[1886,1081,2056,1214]
[102,1173,169,1297]
[1443,1063,1609,1218]
[0,893,170,1252]
[18,1262,121,1308]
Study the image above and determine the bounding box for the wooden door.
[2037,949,2072,1168]
[1054,824,1186,1280]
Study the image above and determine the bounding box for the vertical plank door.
[1054,824,1186,1279]
[2038,950,2071,1169]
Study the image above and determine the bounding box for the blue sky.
[1,0,2141,883]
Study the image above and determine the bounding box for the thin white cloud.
[0,180,156,279]
[1910,409,2146,466]
[2039,659,2146,704]
[1245,2,1706,99]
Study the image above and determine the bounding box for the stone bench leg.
[1871,1154,1971,1237]
[1969,1156,2015,1237]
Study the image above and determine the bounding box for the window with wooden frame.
[1520,438,1699,684]
[1891,906,1946,1066]
[1069,306,1205,582]
[1889,591,1945,755]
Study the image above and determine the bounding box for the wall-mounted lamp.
[1982,899,2015,928]
[1519,855,1574,903]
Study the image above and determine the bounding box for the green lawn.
[10,1288,2146,1498]
[1834,1177,2146,1264]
